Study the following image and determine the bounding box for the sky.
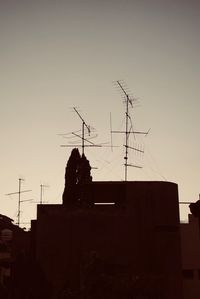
[0,0,200,228]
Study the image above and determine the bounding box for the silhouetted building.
[33,180,183,299]
[0,214,30,298]
[181,214,200,299]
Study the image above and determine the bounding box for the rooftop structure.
[33,177,183,299]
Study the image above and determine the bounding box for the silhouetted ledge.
[38,180,178,214]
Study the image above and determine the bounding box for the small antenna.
[31,184,49,205]
[112,80,149,181]
[6,178,32,227]
[40,184,49,204]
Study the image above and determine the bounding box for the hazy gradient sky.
[0,0,200,227]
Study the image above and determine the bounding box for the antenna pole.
[82,121,85,155]
[6,178,32,227]
[40,184,44,204]
[114,81,148,181]
[125,95,129,181]
[116,81,131,181]
[73,107,90,156]
[18,178,23,226]
[40,184,48,204]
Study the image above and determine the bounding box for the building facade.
[181,214,200,299]
[33,181,183,299]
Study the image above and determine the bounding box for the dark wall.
[34,181,183,299]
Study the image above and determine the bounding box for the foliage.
[62,149,92,206]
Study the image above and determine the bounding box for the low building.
[0,214,30,298]
[33,181,183,299]
[181,214,200,299]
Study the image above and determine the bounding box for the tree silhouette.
[189,200,200,217]
[62,149,92,206]
[62,148,81,205]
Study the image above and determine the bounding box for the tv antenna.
[39,184,49,204]
[60,107,116,155]
[112,80,149,181]
[73,107,91,155]
[31,184,49,213]
[60,107,102,155]
[5,178,32,227]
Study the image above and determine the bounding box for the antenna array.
[60,107,115,155]
[6,178,32,227]
[60,107,101,155]
[112,81,149,181]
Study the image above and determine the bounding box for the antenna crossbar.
[111,130,148,135]
[125,163,142,169]
[6,190,32,196]
[72,132,96,145]
[20,199,33,203]
[60,144,102,148]
[124,145,144,153]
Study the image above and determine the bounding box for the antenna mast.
[60,107,114,153]
[73,107,91,155]
[6,178,32,227]
[112,81,148,181]
[40,184,49,204]
[117,81,131,181]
